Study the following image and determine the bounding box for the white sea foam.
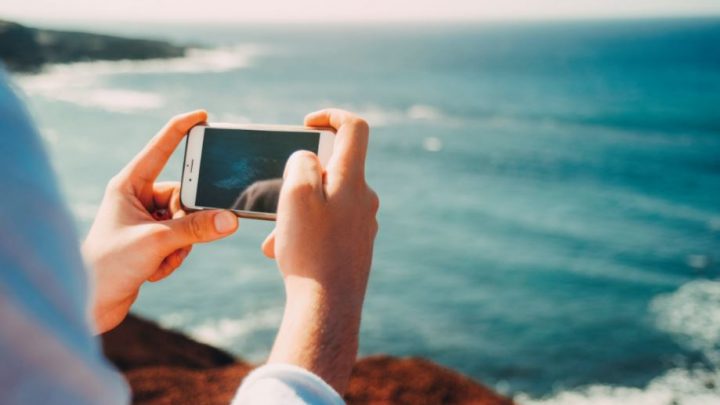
[520,280,720,405]
[353,106,399,127]
[651,280,720,358]
[15,46,264,113]
[686,255,711,271]
[158,312,191,329]
[354,104,446,127]
[407,104,444,120]
[709,218,720,232]
[52,88,165,113]
[20,46,263,79]
[518,368,720,405]
[189,308,281,347]
[423,136,443,152]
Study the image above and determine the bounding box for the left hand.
[83,110,239,333]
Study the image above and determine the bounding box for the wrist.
[269,276,364,394]
[283,276,363,352]
[284,275,366,316]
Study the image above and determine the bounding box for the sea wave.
[519,280,720,405]
[15,46,265,113]
[518,368,720,405]
[355,104,447,127]
[20,45,264,78]
[651,280,720,360]
[188,307,282,348]
[352,105,581,131]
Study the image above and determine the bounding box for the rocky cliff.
[102,314,514,405]
[0,20,186,72]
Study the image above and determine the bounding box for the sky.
[2,0,720,23]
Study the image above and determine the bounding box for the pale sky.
[2,0,720,23]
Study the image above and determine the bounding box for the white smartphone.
[181,123,334,220]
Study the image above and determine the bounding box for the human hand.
[262,109,379,394]
[83,111,238,333]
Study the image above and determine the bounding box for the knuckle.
[286,181,316,199]
[105,174,124,193]
[290,150,318,163]
[367,188,380,214]
[187,215,206,240]
[168,114,184,127]
[294,149,316,158]
[169,253,183,269]
[286,150,319,177]
[349,117,369,133]
[333,176,365,199]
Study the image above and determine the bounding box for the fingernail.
[214,211,237,233]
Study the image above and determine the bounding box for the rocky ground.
[102,314,514,405]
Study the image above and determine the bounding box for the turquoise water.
[15,19,720,401]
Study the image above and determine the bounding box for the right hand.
[262,109,379,394]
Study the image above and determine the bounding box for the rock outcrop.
[102,314,514,404]
[0,20,186,72]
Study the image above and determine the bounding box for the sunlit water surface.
[15,19,720,402]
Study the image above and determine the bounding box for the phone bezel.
[180,123,334,221]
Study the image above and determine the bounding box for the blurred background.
[2,1,720,403]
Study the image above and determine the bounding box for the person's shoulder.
[0,67,61,199]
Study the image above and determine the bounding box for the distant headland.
[0,20,186,72]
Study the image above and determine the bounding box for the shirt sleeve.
[231,363,345,405]
[0,68,130,404]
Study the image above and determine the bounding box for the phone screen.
[195,128,320,213]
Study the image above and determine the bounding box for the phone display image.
[198,128,317,212]
[181,124,334,220]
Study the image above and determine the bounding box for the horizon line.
[7,13,720,28]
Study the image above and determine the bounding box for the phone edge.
[180,123,333,222]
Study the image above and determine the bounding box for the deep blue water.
[15,18,720,400]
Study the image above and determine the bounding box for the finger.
[154,181,185,219]
[171,207,186,220]
[152,209,171,221]
[149,260,177,282]
[153,181,181,210]
[262,229,276,259]
[304,108,369,182]
[121,110,207,186]
[149,255,180,282]
[148,248,188,282]
[278,151,325,215]
[170,185,183,217]
[163,209,238,248]
[151,182,182,220]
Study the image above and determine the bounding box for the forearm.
[263,108,377,397]
[268,276,364,395]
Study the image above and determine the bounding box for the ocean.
[13,18,720,403]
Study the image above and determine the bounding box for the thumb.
[165,210,238,247]
[278,150,324,217]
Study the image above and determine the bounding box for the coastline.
[0,20,187,72]
[11,19,718,403]
[102,314,514,404]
